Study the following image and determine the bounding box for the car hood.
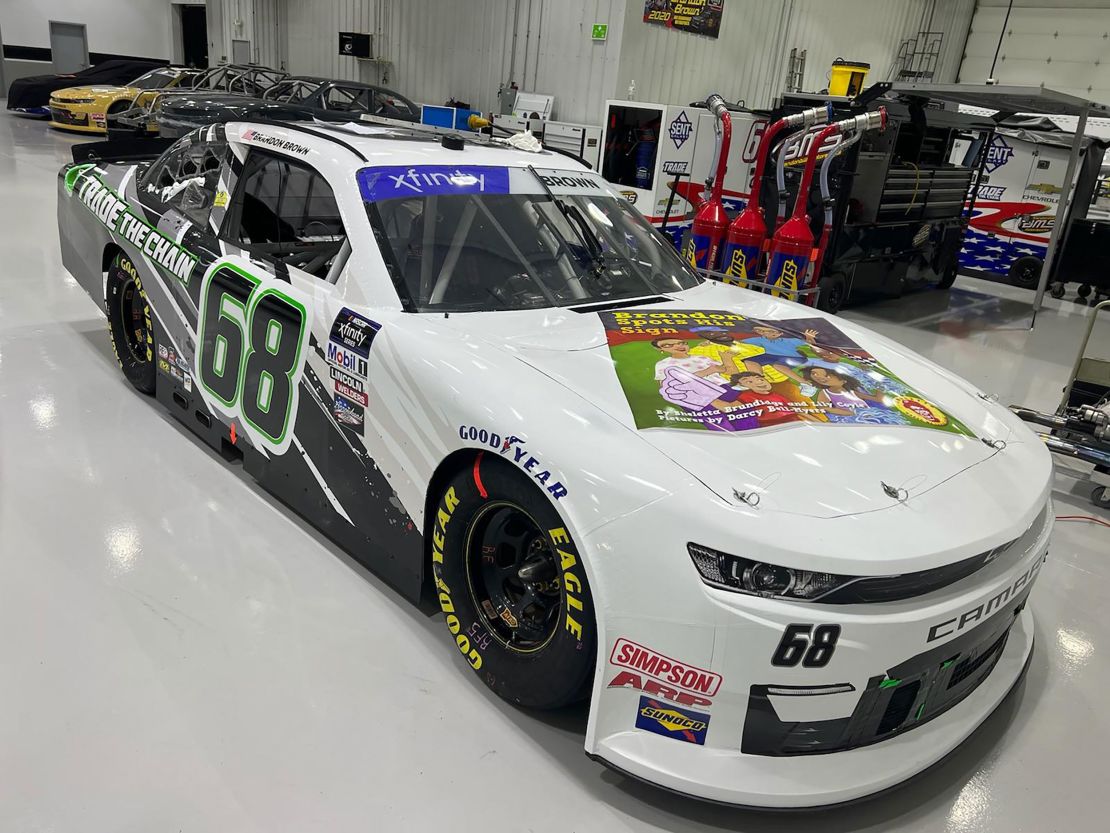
[438,282,1018,520]
[51,85,129,100]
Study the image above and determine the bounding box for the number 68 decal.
[195,257,311,455]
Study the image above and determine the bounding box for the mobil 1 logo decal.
[194,255,311,455]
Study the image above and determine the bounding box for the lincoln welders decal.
[599,309,973,435]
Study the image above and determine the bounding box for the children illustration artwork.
[600,309,973,435]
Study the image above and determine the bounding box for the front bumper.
[582,494,1051,808]
[48,105,105,133]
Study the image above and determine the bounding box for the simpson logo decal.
[71,173,198,284]
[609,638,721,696]
[984,135,1014,173]
[668,111,693,149]
[240,128,310,156]
[195,256,312,455]
[458,425,568,499]
[635,697,709,745]
[329,308,380,358]
[599,309,973,435]
[358,165,510,202]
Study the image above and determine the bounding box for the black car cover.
[6,58,167,110]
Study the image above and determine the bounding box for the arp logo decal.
[668,111,693,149]
[984,135,1014,173]
[458,425,568,499]
[607,637,720,708]
[635,696,709,745]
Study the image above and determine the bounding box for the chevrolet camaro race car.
[48,66,201,134]
[56,117,1054,808]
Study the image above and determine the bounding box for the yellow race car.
[49,66,201,134]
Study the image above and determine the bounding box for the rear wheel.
[431,455,596,709]
[1008,255,1043,289]
[105,252,156,394]
[816,272,847,314]
[1092,485,1110,509]
[937,260,958,290]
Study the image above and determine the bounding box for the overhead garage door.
[961,0,1110,103]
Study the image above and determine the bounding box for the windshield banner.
[359,165,511,202]
[600,309,973,435]
[359,165,615,202]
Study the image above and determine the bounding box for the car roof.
[228,119,592,172]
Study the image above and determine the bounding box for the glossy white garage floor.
[1,109,1107,833]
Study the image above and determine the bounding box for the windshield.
[362,165,701,312]
[131,68,179,90]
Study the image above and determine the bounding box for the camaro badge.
[635,696,710,745]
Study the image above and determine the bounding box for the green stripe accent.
[915,703,926,721]
[941,659,955,669]
[879,678,901,689]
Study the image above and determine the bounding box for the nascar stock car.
[56,116,1053,808]
[48,66,203,134]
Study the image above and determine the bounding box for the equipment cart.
[1013,299,1110,508]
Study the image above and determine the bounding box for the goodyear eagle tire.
[105,252,156,394]
[431,454,596,709]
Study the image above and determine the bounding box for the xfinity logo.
[359,165,510,202]
[388,168,488,194]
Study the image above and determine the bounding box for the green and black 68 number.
[196,257,312,455]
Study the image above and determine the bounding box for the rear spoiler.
[71,136,175,165]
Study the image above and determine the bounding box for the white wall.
[616,0,975,112]
[278,0,624,124]
[0,0,175,59]
[960,0,1110,105]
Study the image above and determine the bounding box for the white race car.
[57,117,1053,808]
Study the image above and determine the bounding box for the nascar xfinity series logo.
[668,111,693,149]
[984,135,1014,173]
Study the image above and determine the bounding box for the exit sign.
[592,23,608,41]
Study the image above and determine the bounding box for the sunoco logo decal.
[635,696,709,744]
[668,111,693,149]
[984,135,1014,173]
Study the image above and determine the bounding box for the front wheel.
[1008,255,1043,289]
[105,252,156,394]
[431,455,596,709]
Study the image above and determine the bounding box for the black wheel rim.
[826,282,843,310]
[119,278,148,364]
[464,502,562,654]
